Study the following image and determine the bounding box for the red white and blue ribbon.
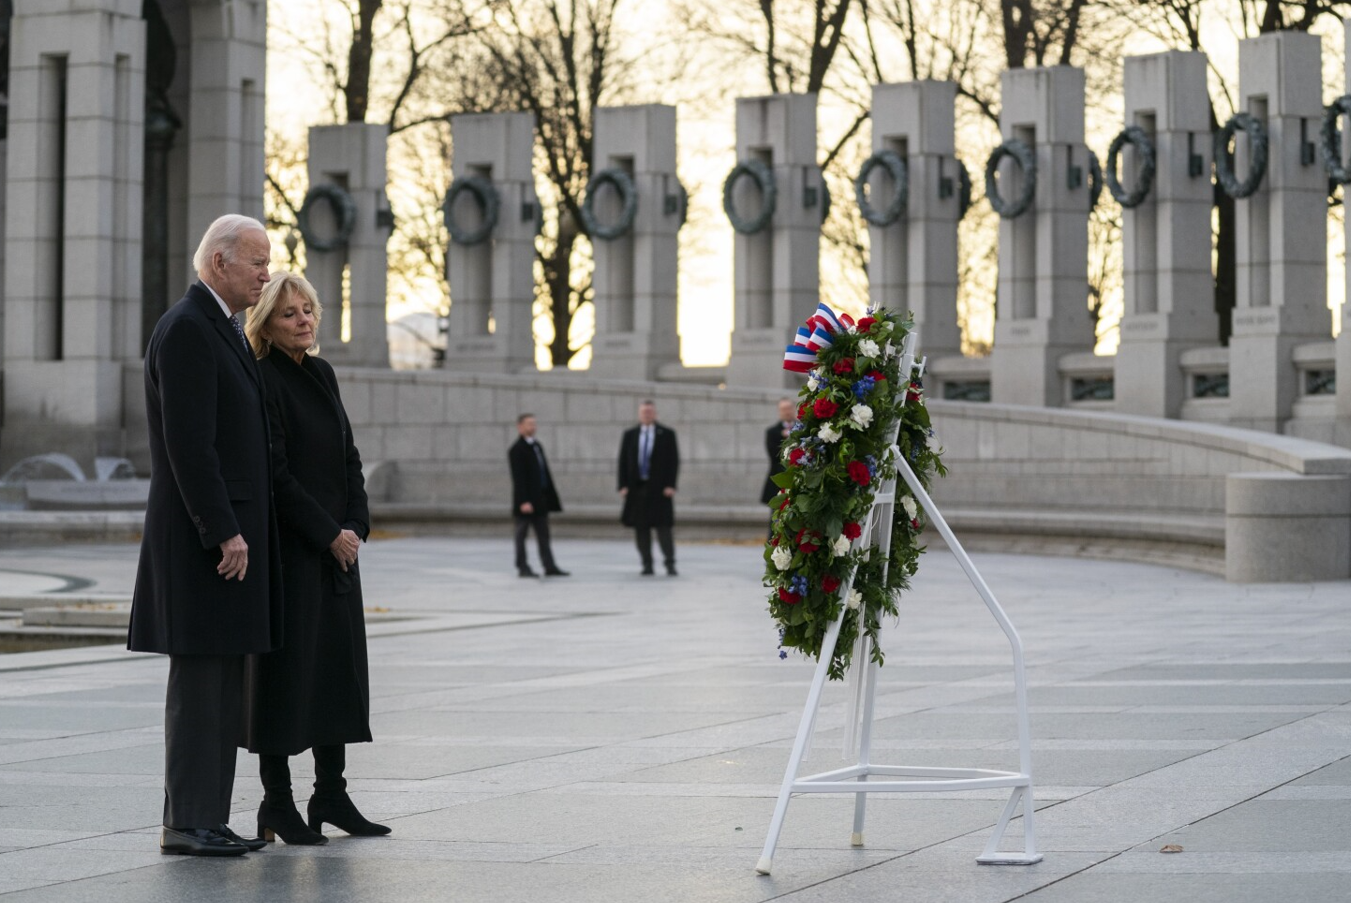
[783,303,855,372]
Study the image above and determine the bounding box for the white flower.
[771,546,792,570]
[832,535,851,557]
[847,324,858,335]
[819,423,842,443]
[901,496,918,520]
[846,589,862,610]
[807,371,821,390]
[848,405,873,430]
[883,341,895,359]
[859,338,881,358]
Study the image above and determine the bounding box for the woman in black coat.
[242,272,388,845]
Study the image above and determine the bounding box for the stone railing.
[252,367,1351,584]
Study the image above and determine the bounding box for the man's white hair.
[192,214,266,275]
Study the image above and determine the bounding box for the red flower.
[857,317,876,332]
[788,447,807,466]
[821,575,841,593]
[847,460,872,486]
[770,535,780,546]
[867,370,886,381]
[798,402,807,420]
[813,398,839,419]
[911,518,921,530]
[906,381,922,403]
[778,495,791,511]
[842,522,862,540]
[832,358,855,375]
[778,587,801,604]
[794,528,821,554]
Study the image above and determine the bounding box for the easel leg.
[850,656,879,846]
[757,614,846,875]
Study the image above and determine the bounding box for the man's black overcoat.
[243,351,373,755]
[128,283,283,655]
[508,437,562,517]
[761,421,789,504]
[617,423,679,528]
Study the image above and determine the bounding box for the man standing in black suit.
[761,398,797,506]
[128,215,283,857]
[508,413,567,578]
[618,400,680,576]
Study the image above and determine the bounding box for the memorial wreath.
[765,304,945,680]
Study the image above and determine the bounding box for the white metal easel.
[756,333,1042,875]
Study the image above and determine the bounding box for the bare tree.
[469,0,627,367]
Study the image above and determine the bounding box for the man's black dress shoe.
[543,568,570,577]
[217,824,267,851]
[518,569,539,578]
[640,566,654,576]
[666,565,678,577]
[160,826,247,856]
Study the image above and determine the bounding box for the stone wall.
[175,366,1348,582]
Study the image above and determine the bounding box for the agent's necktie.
[639,428,651,480]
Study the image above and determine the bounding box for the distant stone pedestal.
[1225,472,1351,582]
[587,105,682,381]
[184,0,266,284]
[306,123,392,368]
[990,67,1095,407]
[866,81,961,358]
[725,94,825,389]
[1228,32,1330,433]
[1,3,146,468]
[444,112,537,374]
[1114,52,1216,419]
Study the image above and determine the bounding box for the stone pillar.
[990,67,1095,407]
[587,104,682,380]
[867,81,961,358]
[2,1,145,468]
[1337,19,1351,443]
[1114,52,1216,419]
[184,0,265,286]
[444,112,536,373]
[306,123,392,368]
[726,94,825,388]
[1228,32,1329,433]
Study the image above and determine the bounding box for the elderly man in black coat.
[128,215,282,857]
[618,400,680,576]
[508,414,567,578]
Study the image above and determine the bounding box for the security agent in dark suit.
[509,414,568,578]
[761,398,797,505]
[128,215,283,857]
[618,400,680,576]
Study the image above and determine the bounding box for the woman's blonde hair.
[245,272,324,358]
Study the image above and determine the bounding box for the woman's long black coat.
[243,351,373,756]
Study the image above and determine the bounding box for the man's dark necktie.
[533,443,549,488]
[229,314,251,353]
[639,428,652,481]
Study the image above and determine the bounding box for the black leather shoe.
[217,824,267,852]
[666,565,678,577]
[543,568,570,577]
[518,569,539,578]
[258,799,328,845]
[308,793,392,837]
[160,826,248,857]
[640,566,654,576]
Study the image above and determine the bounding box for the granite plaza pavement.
[0,533,1348,902]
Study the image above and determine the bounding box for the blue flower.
[778,649,788,660]
[864,454,878,478]
[852,376,876,400]
[789,575,809,596]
